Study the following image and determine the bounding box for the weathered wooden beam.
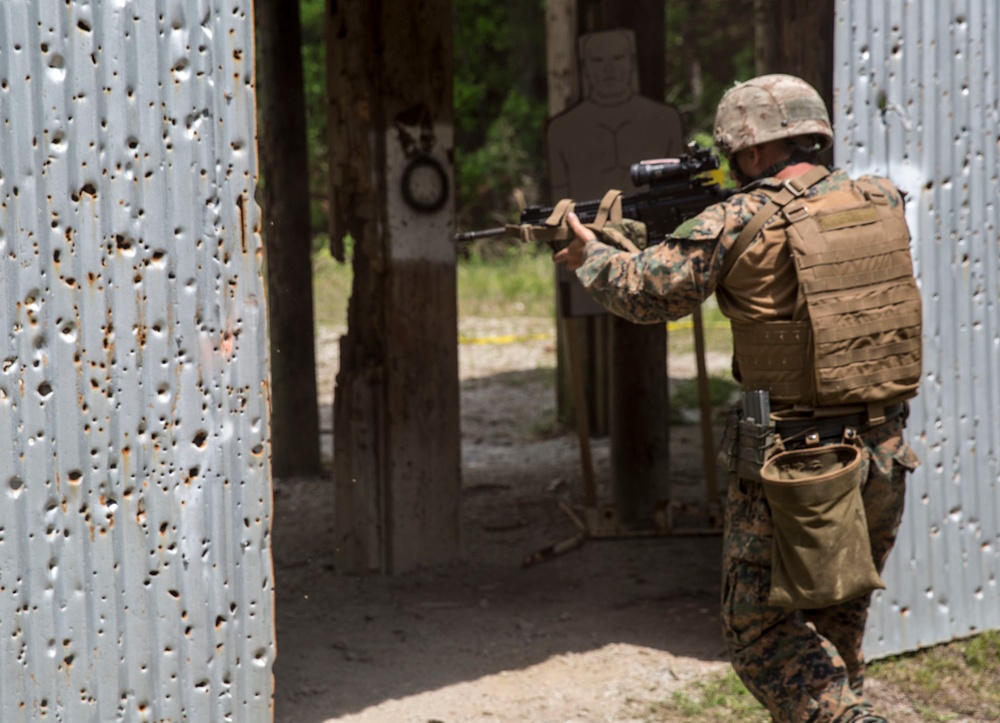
[578,0,671,527]
[256,0,322,477]
[755,0,836,162]
[328,0,460,574]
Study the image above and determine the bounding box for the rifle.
[454,145,734,249]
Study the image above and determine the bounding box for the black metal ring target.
[401,155,449,214]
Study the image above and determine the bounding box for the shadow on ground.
[272,368,729,723]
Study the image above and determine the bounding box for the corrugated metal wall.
[0,1,273,720]
[834,0,1000,659]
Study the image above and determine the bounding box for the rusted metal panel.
[835,0,1000,659]
[0,1,273,720]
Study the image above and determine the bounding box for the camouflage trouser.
[721,414,920,723]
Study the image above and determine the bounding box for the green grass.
[866,630,1000,721]
[310,243,556,327]
[645,669,769,722]
[456,243,555,318]
[668,374,740,425]
[311,245,735,360]
[643,632,1000,722]
[311,251,353,330]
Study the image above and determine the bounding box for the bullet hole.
[71,183,97,202]
[47,54,66,82]
[192,431,208,448]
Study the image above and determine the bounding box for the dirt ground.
[269,318,929,723]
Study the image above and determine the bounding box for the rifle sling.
[592,189,624,227]
[544,198,576,227]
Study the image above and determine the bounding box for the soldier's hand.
[553,212,593,271]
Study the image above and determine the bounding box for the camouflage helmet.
[713,74,833,157]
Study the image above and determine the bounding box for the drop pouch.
[760,431,884,609]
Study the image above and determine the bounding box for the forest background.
[297,0,755,255]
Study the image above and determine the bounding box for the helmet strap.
[732,163,757,188]
[758,157,799,181]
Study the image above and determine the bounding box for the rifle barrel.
[454,226,506,243]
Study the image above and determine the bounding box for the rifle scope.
[629,147,720,187]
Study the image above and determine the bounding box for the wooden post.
[692,307,720,517]
[755,0,834,102]
[547,0,610,438]
[755,0,836,163]
[255,0,322,477]
[327,0,461,574]
[545,0,602,499]
[578,0,671,527]
[545,0,579,113]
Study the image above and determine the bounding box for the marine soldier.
[553,74,922,722]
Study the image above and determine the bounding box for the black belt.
[772,402,907,443]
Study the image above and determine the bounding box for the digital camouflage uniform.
[575,169,920,723]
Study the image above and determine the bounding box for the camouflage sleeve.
[573,200,748,323]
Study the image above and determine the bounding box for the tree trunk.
[755,0,836,162]
[545,0,579,114]
[255,0,322,477]
[327,0,460,574]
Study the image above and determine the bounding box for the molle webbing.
[790,182,921,405]
[731,177,922,406]
[731,320,811,401]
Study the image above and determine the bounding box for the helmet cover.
[713,74,833,156]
